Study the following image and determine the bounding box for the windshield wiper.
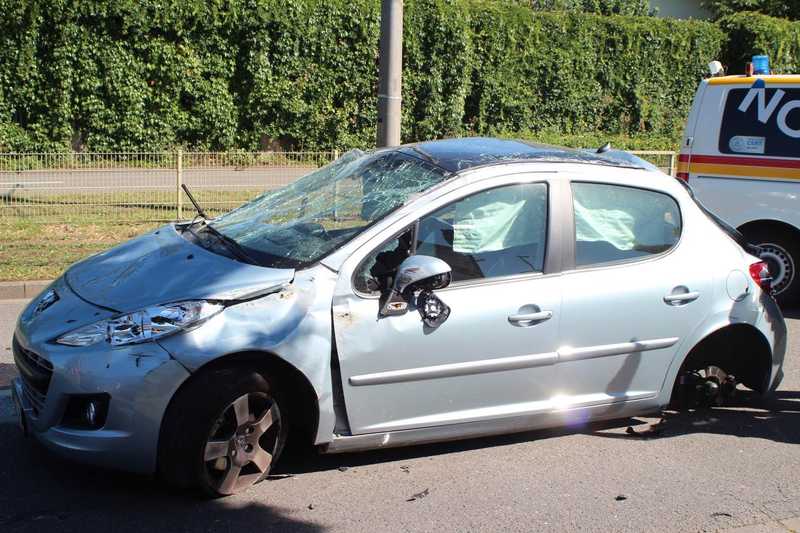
[180,184,259,265]
[181,183,209,219]
[201,223,260,265]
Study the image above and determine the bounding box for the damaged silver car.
[12,138,787,495]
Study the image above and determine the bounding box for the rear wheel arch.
[670,323,773,403]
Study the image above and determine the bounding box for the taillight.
[749,261,772,292]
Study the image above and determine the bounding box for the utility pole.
[376,0,403,147]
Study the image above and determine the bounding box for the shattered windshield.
[208,150,448,268]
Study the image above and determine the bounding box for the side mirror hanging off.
[379,255,452,324]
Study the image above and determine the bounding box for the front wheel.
[158,367,288,496]
[741,226,799,306]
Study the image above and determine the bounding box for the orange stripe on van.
[708,75,800,86]
[689,163,800,180]
[689,154,800,169]
[682,153,800,181]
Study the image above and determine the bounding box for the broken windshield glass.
[208,150,449,269]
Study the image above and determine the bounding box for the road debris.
[338,466,349,472]
[266,474,294,480]
[625,417,666,438]
[711,512,732,518]
[615,495,627,502]
[400,465,410,474]
[407,488,430,502]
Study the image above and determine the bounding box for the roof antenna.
[596,142,611,154]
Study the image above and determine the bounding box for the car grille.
[12,335,53,415]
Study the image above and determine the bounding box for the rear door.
[556,179,712,409]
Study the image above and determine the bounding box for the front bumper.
[13,280,191,474]
[12,346,189,474]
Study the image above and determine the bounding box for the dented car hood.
[65,224,295,312]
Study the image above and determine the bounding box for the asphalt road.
[0,299,798,532]
[0,167,314,195]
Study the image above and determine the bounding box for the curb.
[0,280,52,301]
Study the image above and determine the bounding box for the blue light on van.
[752,55,770,75]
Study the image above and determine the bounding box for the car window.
[416,183,548,282]
[572,182,681,268]
[353,228,415,294]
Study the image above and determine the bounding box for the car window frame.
[566,180,684,271]
[350,179,554,298]
[350,224,418,296]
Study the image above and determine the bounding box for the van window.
[572,183,681,267]
[719,87,800,158]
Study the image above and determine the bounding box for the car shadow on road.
[274,416,645,476]
[589,390,800,445]
[1,388,797,530]
[275,390,800,476]
[0,426,322,533]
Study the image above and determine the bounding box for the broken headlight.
[55,301,224,347]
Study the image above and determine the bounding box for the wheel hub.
[231,433,255,466]
[676,366,737,409]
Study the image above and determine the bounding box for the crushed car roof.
[394,137,646,173]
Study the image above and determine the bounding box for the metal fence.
[0,150,338,223]
[0,149,676,224]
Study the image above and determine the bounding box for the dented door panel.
[333,276,562,434]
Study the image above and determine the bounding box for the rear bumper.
[760,293,787,393]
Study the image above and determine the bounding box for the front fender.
[157,265,339,445]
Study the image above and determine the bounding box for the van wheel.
[742,227,799,306]
[158,367,288,496]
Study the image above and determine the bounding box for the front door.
[333,181,563,435]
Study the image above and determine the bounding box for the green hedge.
[720,12,800,74]
[513,0,650,16]
[0,0,723,152]
[466,5,722,139]
[706,1,800,20]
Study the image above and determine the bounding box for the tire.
[158,366,288,496]
[741,226,800,306]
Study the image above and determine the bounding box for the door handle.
[508,310,553,326]
[663,291,700,305]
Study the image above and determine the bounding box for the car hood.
[65,224,295,312]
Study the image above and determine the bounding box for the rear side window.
[720,86,800,157]
[572,183,681,268]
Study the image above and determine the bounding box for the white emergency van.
[679,70,800,305]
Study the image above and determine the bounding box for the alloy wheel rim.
[203,392,280,495]
[758,242,795,295]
